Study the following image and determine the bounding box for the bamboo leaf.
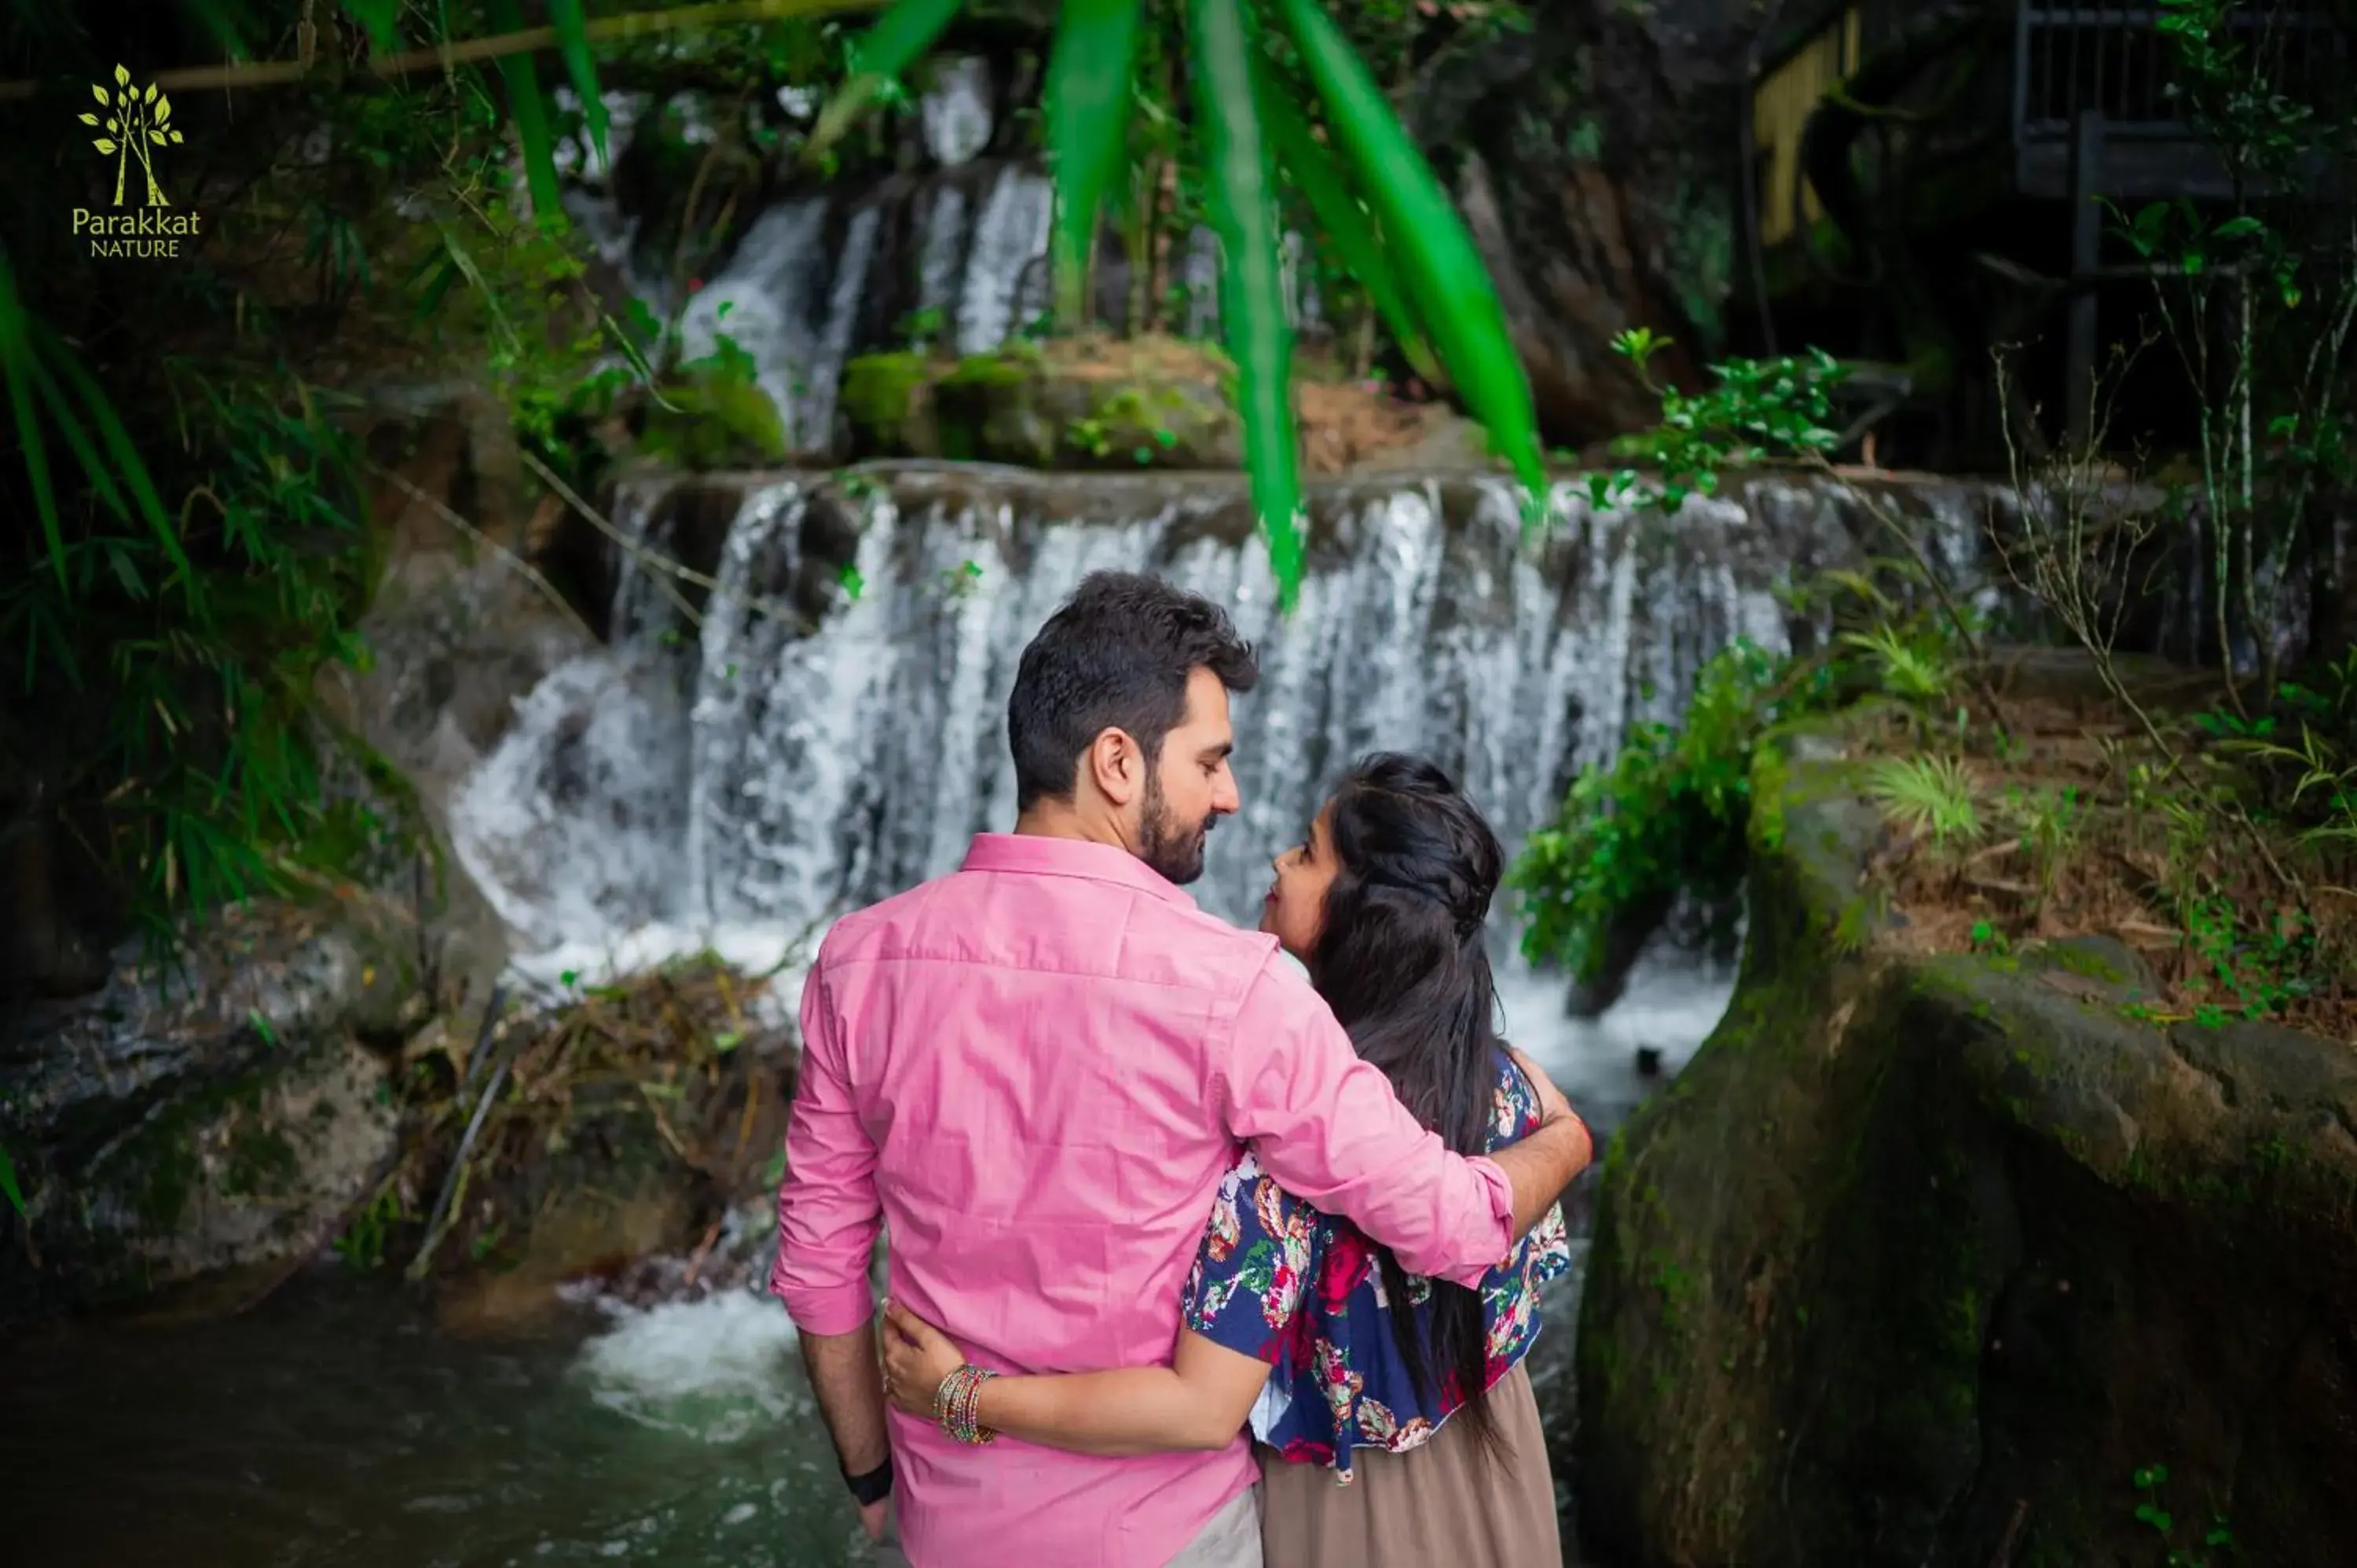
[114,64,130,86]
[78,112,97,126]
[805,0,965,163]
[484,0,566,229]
[24,346,132,526]
[93,137,118,154]
[1255,84,1443,390]
[548,0,611,169]
[42,328,189,590]
[92,82,108,104]
[0,262,66,589]
[0,1140,24,1220]
[1188,0,1302,607]
[1044,0,1143,328]
[1268,0,1547,526]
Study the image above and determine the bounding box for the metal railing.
[2014,2,2348,140]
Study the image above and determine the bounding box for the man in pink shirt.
[772,572,1593,1566]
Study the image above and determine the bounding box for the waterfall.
[570,60,1336,461]
[448,467,1981,960]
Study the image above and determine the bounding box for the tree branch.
[0,0,889,104]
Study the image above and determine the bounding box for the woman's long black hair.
[1307,752,1512,1463]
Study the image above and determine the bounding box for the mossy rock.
[0,897,420,1327]
[636,372,790,470]
[838,352,938,459]
[1571,738,2357,1568]
[840,338,1242,471]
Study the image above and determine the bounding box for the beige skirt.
[1255,1361,1565,1568]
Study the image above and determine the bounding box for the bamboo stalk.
[0,0,888,104]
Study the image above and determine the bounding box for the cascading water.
[453,473,1815,955]
[573,58,1328,461]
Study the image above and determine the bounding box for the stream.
[3,954,1727,1568]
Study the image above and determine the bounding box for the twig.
[409,990,516,1280]
[1988,1498,2029,1568]
[368,462,598,643]
[0,1,889,104]
[1812,456,2014,738]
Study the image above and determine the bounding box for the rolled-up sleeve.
[768,958,882,1335]
[1213,954,1515,1288]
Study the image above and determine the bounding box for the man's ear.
[1084,727,1143,808]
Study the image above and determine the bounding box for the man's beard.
[1138,768,1213,885]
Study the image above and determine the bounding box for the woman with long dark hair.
[879,753,1577,1564]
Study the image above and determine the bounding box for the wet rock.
[0,900,415,1327]
[1572,723,2357,1568]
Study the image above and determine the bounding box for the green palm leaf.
[485,0,564,226]
[0,1139,24,1221]
[805,0,967,164]
[1266,0,1546,526]
[1188,0,1302,607]
[1045,0,1144,328]
[548,0,611,168]
[0,250,183,592]
[1253,82,1442,390]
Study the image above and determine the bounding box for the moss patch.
[1571,746,2357,1568]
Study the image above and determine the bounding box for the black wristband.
[842,1454,893,1507]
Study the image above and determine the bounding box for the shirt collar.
[958,832,1198,909]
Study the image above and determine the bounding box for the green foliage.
[1839,624,1953,703]
[1192,0,1302,603]
[2130,1461,2236,1568]
[2000,783,2085,898]
[1864,757,1983,855]
[1045,0,1146,327]
[0,3,648,958]
[1510,639,1837,980]
[2102,0,2357,710]
[1587,329,1851,513]
[2182,896,2320,1025]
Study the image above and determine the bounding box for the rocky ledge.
[1571,720,2357,1568]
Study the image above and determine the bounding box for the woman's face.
[1259,801,1339,958]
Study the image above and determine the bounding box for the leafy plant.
[2001,784,2084,899]
[2131,1461,2237,1568]
[1865,756,1983,855]
[1585,330,1849,514]
[1840,623,1953,704]
[801,0,1547,604]
[1511,639,1836,980]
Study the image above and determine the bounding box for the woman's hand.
[879,1299,966,1420]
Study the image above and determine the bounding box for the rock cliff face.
[1409,0,1758,441]
[1573,721,2357,1568]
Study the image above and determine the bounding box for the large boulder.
[0,898,413,1326]
[1574,724,2357,1568]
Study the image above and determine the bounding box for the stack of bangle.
[933,1363,999,1445]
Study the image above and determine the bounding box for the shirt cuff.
[773,1270,877,1337]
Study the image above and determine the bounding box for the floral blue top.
[1179,1053,1573,1482]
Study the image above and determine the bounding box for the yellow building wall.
[1754,9,1862,247]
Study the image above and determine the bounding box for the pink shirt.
[771,833,1518,1567]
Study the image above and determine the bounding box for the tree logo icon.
[81,64,181,208]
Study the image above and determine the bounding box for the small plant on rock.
[1866,756,1984,860]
